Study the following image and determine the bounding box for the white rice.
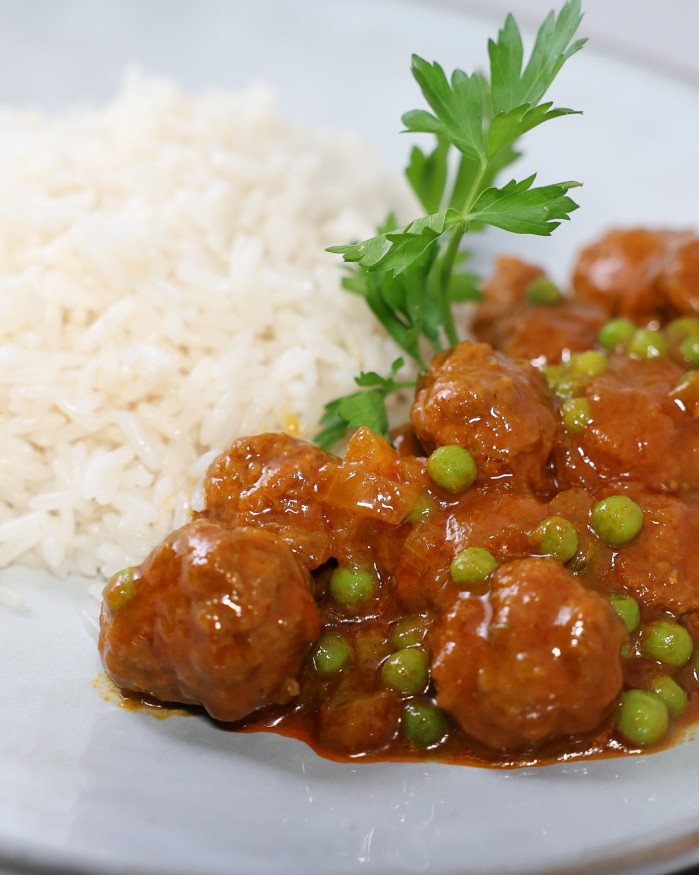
[0,72,409,579]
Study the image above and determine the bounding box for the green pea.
[402,701,448,748]
[608,593,641,633]
[103,567,136,612]
[597,318,636,350]
[647,674,688,718]
[591,495,643,545]
[449,547,498,591]
[381,647,429,694]
[568,350,608,379]
[628,328,668,359]
[616,689,669,746]
[391,616,428,649]
[561,379,588,399]
[543,363,565,391]
[426,445,477,494]
[329,565,376,606]
[680,336,699,367]
[313,631,352,674]
[666,316,699,341]
[525,276,562,306]
[406,494,434,523]
[530,516,578,563]
[545,369,585,399]
[641,619,694,667]
[561,397,592,433]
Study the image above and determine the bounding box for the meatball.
[658,236,699,316]
[572,228,692,322]
[472,256,545,322]
[554,353,697,492]
[392,486,549,612]
[597,488,699,615]
[479,299,606,366]
[432,557,626,751]
[202,433,336,570]
[473,256,606,364]
[411,341,557,492]
[99,519,320,722]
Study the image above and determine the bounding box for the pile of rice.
[0,73,409,579]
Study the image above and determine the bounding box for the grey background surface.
[448,0,698,85]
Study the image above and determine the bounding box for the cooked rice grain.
[0,73,408,578]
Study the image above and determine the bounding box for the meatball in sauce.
[100,228,699,767]
[99,520,320,722]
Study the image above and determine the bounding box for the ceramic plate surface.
[1,2,699,874]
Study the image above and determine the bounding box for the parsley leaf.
[337,214,444,368]
[316,358,409,451]
[405,137,449,214]
[317,0,586,450]
[328,209,462,275]
[489,3,586,111]
[402,60,488,164]
[467,175,581,235]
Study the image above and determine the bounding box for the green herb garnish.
[316,1,586,451]
[316,356,412,449]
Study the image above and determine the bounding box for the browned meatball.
[554,354,697,493]
[481,299,607,366]
[99,519,320,722]
[594,487,699,615]
[392,486,549,612]
[472,255,544,319]
[572,228,692,322]
[202,433,336,570]
[411,341,557,492]
[432,557,626,751]
[658,236,699,316]
[473,256,606,364]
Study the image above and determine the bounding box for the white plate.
[2,2,699,874]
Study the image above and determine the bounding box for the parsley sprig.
[316,1,586,451]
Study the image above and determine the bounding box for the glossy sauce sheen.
[99,228,699,767]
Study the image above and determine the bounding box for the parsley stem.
[437,224,465,347]
[449,154,477,211]
[461,159,488,215]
